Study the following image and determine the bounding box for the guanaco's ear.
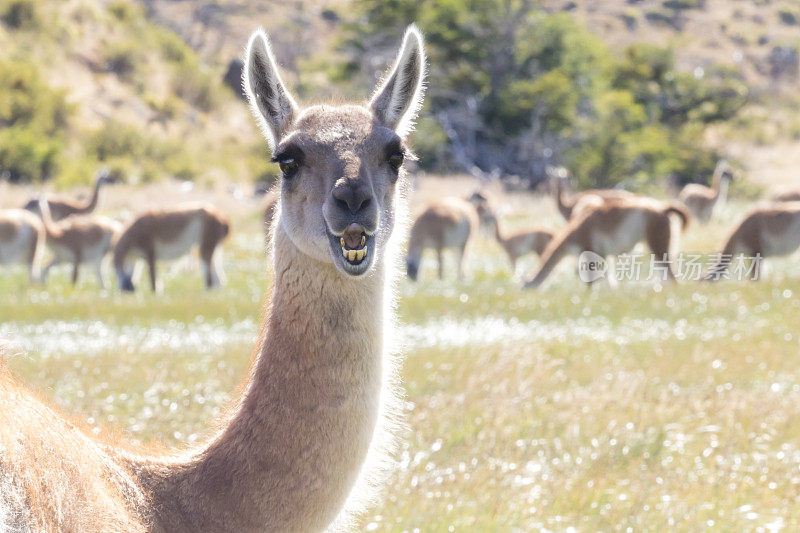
[369,24,426,138]
[244,28,298,150]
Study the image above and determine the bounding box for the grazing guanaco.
[37,197,121,287]
[706,201,800,280]
[678,161,732,223]
[0,25,425,531]
[406,197,478,281]
[24,170,113,222]
[525,197,689,288]
[770,190,800,203]
[113,202,230,292]
[553,174,635,220]
[0,209,44,282]
[488,214,553,274]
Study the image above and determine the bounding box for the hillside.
[542,0,800,188]
[0,0,266,187]
[2,0,799,189]
[145,0,800,190]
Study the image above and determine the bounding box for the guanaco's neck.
[38,200,63,240]
[79,177,104,213]
[555,180,573,219]
[131,223,389,532]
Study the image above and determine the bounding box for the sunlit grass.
[3,194,800,530]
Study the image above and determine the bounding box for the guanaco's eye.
[388,152,404,171]
[278,158,299,179]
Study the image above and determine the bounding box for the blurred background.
[2,0,799,192]
[3,0,800,530]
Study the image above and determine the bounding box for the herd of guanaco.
[405,165,800,287]
[0,176,230,292]
[3,159,799,291]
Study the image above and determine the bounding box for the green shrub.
[0,60,71,133]
[103,41,141,81]
[108,0,136,22]
[86,121,150,161]
[0,0,38,29]
[172,66,221,112]
[0,126,61,182]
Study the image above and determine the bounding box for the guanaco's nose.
[332,183,372,214]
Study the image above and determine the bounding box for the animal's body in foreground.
[0,24,425,531]
[525,197,689,288]
[113,202,229,292]
[406,197,477,281]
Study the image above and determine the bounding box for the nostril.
[358,197,371,212]
[335,198,350,213]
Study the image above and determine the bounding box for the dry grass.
[2,179,800,530]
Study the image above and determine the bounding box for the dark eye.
[279,158,299,179]
[388,152,404,171]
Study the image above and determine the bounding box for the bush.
[104,41,141,81]
[0,60,71,133]
[0,0,38,29]
[0,126,61,182]
[108,0,136,22]
[86,121,150,161]
[779,8,798,26]
[172,66,221,112]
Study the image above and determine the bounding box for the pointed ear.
[369,24,426,138]
[243,28,298,150]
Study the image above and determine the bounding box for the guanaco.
[553,174,635,220]
[37,197,121,287]
[0,25,425,531]
[678,160,732,223]
[24,170,113,222]
[706,201,800,280]
[489,214,553,274]
[0,209,44,282]
[525,197,689,288]
[262,189,278,252]
[113,202,230,292]
[406,197,478,281]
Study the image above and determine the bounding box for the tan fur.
[406,197,478,280]
[526,197,689,288]
[38,198,121,287]
[0,208,44,282]
[491,216,553,274]
[25,174,110,222]
[678,161,731,224]
[554,177,635,220]
[0,25,425,531]
[706,201,800,279]
[770,190,800,203]
[262,189,279,252]
[113,202,230,292]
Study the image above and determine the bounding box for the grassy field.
[3,180,800,530]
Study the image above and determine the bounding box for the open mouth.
[328,223,374,276]
[339,233,368,265]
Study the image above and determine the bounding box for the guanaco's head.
[244,25,425,277]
